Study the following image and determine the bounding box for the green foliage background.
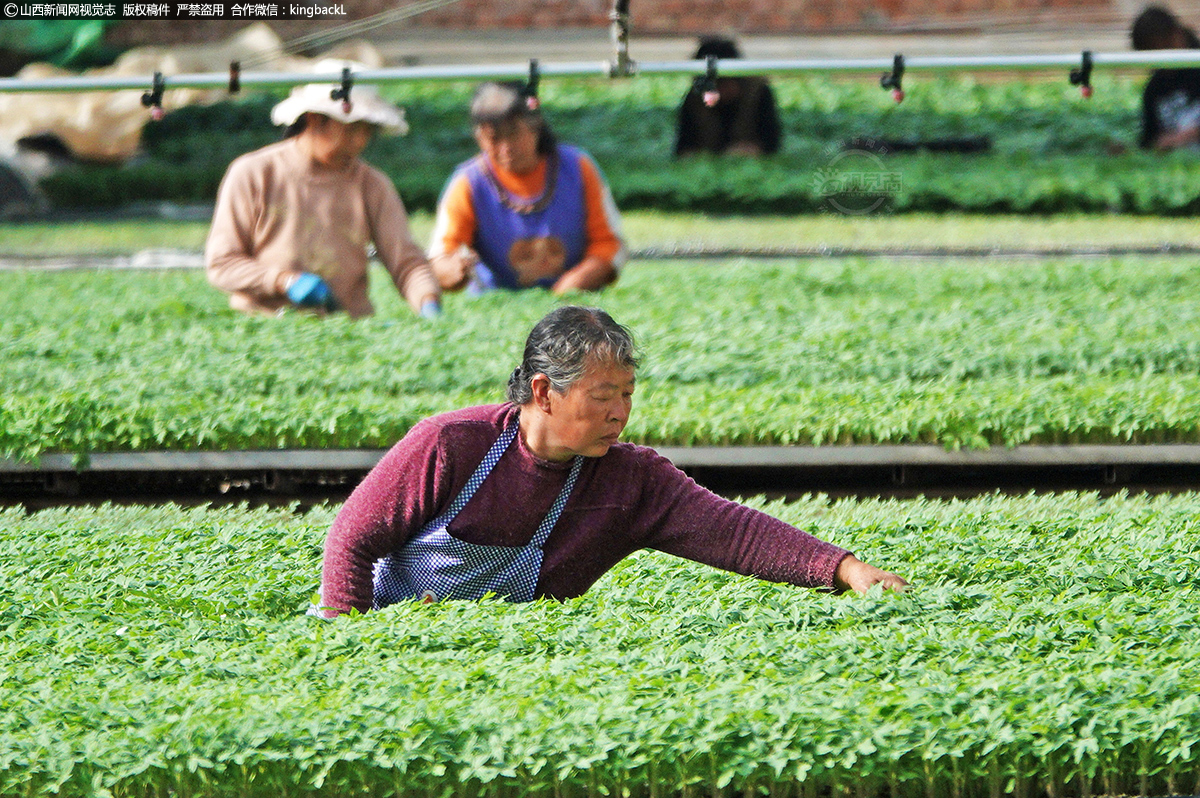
[37,74,1200,214]
[3,492,1199,797]
[5,254,1200,460]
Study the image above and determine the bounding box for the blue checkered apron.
[371,420,583,608]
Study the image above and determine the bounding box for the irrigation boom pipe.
[3,49,1200,94]
[664,49,1200,74]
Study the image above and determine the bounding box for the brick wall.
[355,0,1121,33]
[107,0,1123,46]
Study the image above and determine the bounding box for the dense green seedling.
[2,491,1199,797]
[5,255,1200,460]
[37,74,1200,215]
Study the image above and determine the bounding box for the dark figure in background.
[674,37,782,157]
[1132,5,1200,151]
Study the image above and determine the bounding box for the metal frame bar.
[6,444,1200,473]
[3,49,1200,94]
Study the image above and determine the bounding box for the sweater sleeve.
[318,419,453,615]
[204,155,289,300]
[675,87,703,156]
[577,152,627,270]
[428,172,477,259]
[754,80,783,155]
[631,449,850,589]
[363,168,441,313]
[1140,75,1162,150]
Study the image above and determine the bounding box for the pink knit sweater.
[319,404,851,614]
[205,139,439,318]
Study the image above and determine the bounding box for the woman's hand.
[833,554,909,594]
[1154,125,1200,152]
[284,272,334,308]
[551,256,617,295]
[431,245,478,292]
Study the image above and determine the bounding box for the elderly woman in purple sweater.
[315,306,907,616]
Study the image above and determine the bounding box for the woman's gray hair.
[507,306,639,405]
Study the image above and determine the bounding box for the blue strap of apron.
[426,419,520,530]
[430,415,583,542]
[530,454,583,548]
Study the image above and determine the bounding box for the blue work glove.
[286,273,336,310]
[419,299,442,320]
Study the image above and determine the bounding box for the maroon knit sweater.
[320,404,851,614]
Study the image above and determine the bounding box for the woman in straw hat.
[205,61,441,319]
[428,81,626,294]
[314,305,906,617]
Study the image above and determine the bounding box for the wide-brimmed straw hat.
[271,59,409,135]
